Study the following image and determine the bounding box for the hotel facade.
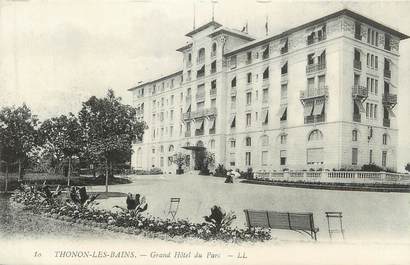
[129,9,408,173]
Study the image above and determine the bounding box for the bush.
[214,164,227,178]
[405,163,410,173]
[149,167,163,175]
[239,168,254,180]
[361,164,384,172]
[10,187,271,243]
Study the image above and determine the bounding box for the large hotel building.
[129,9,408,173]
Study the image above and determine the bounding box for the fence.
[254,171,410,185]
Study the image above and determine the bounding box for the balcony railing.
[183,107,217,120]
[353,60,362,70]
[304,114,325,124]
[196,92,205,101]
[384,69,391,79]
[307,35,327,45]
[231,87,237,95]
[195,129,204,136]
[352,85,368,99]
[353,113,361,122]
[382,93,397,105]
[210,89,217,96]
[383,118,390,127]
[306,63,326,74]
[300,86,328,100]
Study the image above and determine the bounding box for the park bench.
[243,210,319,240]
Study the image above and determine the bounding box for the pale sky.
[0,0,409,171]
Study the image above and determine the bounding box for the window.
[247,72,252,84]
[369,149,373,164]
[263,67,269,79]
[382,134,388,145]
[366,103,369,118]
[246,113,252,127]
[261,135,269,146]
[211,60,216,73]
[170,126,173,137]
[281,84,287,99]
[374,104,377,119]
[197,48,205,64]
[245,137,252,146]
[262,45,269,59]
[230,55,237,69]
[170,110,174,120]
[352,148,358,165]
[280,150,287,165]
[318,75,326,89]
[211,43,217,57]
[161,98,164,107]
[307,53,315,65]
[211,98,216,108]
[308,129,323,141]
[384,34,391,51]
[230,115,236,128]
[382,151,387,167]
[355,21,361,39]
[209,139,215,149]
[230,139,236,148]
[307,148,324,165]
[231,96,236,109]
[160,157,164,167]
[352,130,358,141]
[246,92,252,105]
[152,148,155,154]
[230,153,236,166]
[231,77,237,88]
[280,108,287,121]
[245,152,251,166]
[261,151,268,166]
[280,134,287,144]
[171,95,174,105]
[246,51,252,63]
[281,62,288,75]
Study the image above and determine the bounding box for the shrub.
[70,186,99,208]
[361,164,384,172]
[149,167,163,175]
[406,163,410,173]
[214,164,227,177]
[204,206,236,234]
[239,168,254,180]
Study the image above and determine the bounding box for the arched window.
[245,137,252,147]
[198,48,205,63]
[211,43,217,56]
[352,130,358,141]
[168,145,174,153]
[382,133,388,145]
[308,129,323,141]
[261,135,269,146]
[209,139,215,149]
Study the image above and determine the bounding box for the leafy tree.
[172,152,187,174]
[39,113,83,186]
[0,104,40,183]
[405,163,410,173]
[79,89,146,192]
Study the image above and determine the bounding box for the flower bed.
[9,186,271,243]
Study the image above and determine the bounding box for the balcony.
[306,63,326,74]
[383,118,390,128]
[210,89,217,97]
[384,69,391,79]
[353,60,361,70]
[183,107,217,120]
[300,86,328,100]
[196,92,205,102]
[353,113,361,122]
[382,93,397,106]
[352,85,368,99]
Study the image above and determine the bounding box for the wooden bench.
[244,210,319,240]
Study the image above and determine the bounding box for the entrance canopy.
[182,146,206,151]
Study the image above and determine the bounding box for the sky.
[0,0,409,170]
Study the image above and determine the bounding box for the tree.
[39,113,83,187]
[172,152,187,174]
[0,104,40,183]
[405,163,410,173]
[79,89,146,193]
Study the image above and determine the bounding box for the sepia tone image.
[1,0,410,264]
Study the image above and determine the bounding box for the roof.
[208,27,256,41]
[128,70,183,91]
[185,21,223,37]
[176,42,193,52]
[225,8,409,57]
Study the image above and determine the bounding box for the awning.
[262,109,269,124]
[385,58,394,65]
[182,146,206,151]
[229,115,236,128]
[279,38,288,48]
[387,107,396,118]
[304,101,314,117]
[281,60,288,67]
[277,105,286,116]
[387,81,397,88]
[195,119,204,130]
[312,99,325,115]
[186,104,191,113]
[354,99,365,113]
[197,64,205,72]
[209,117,216,130]
[305,27,315,36]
